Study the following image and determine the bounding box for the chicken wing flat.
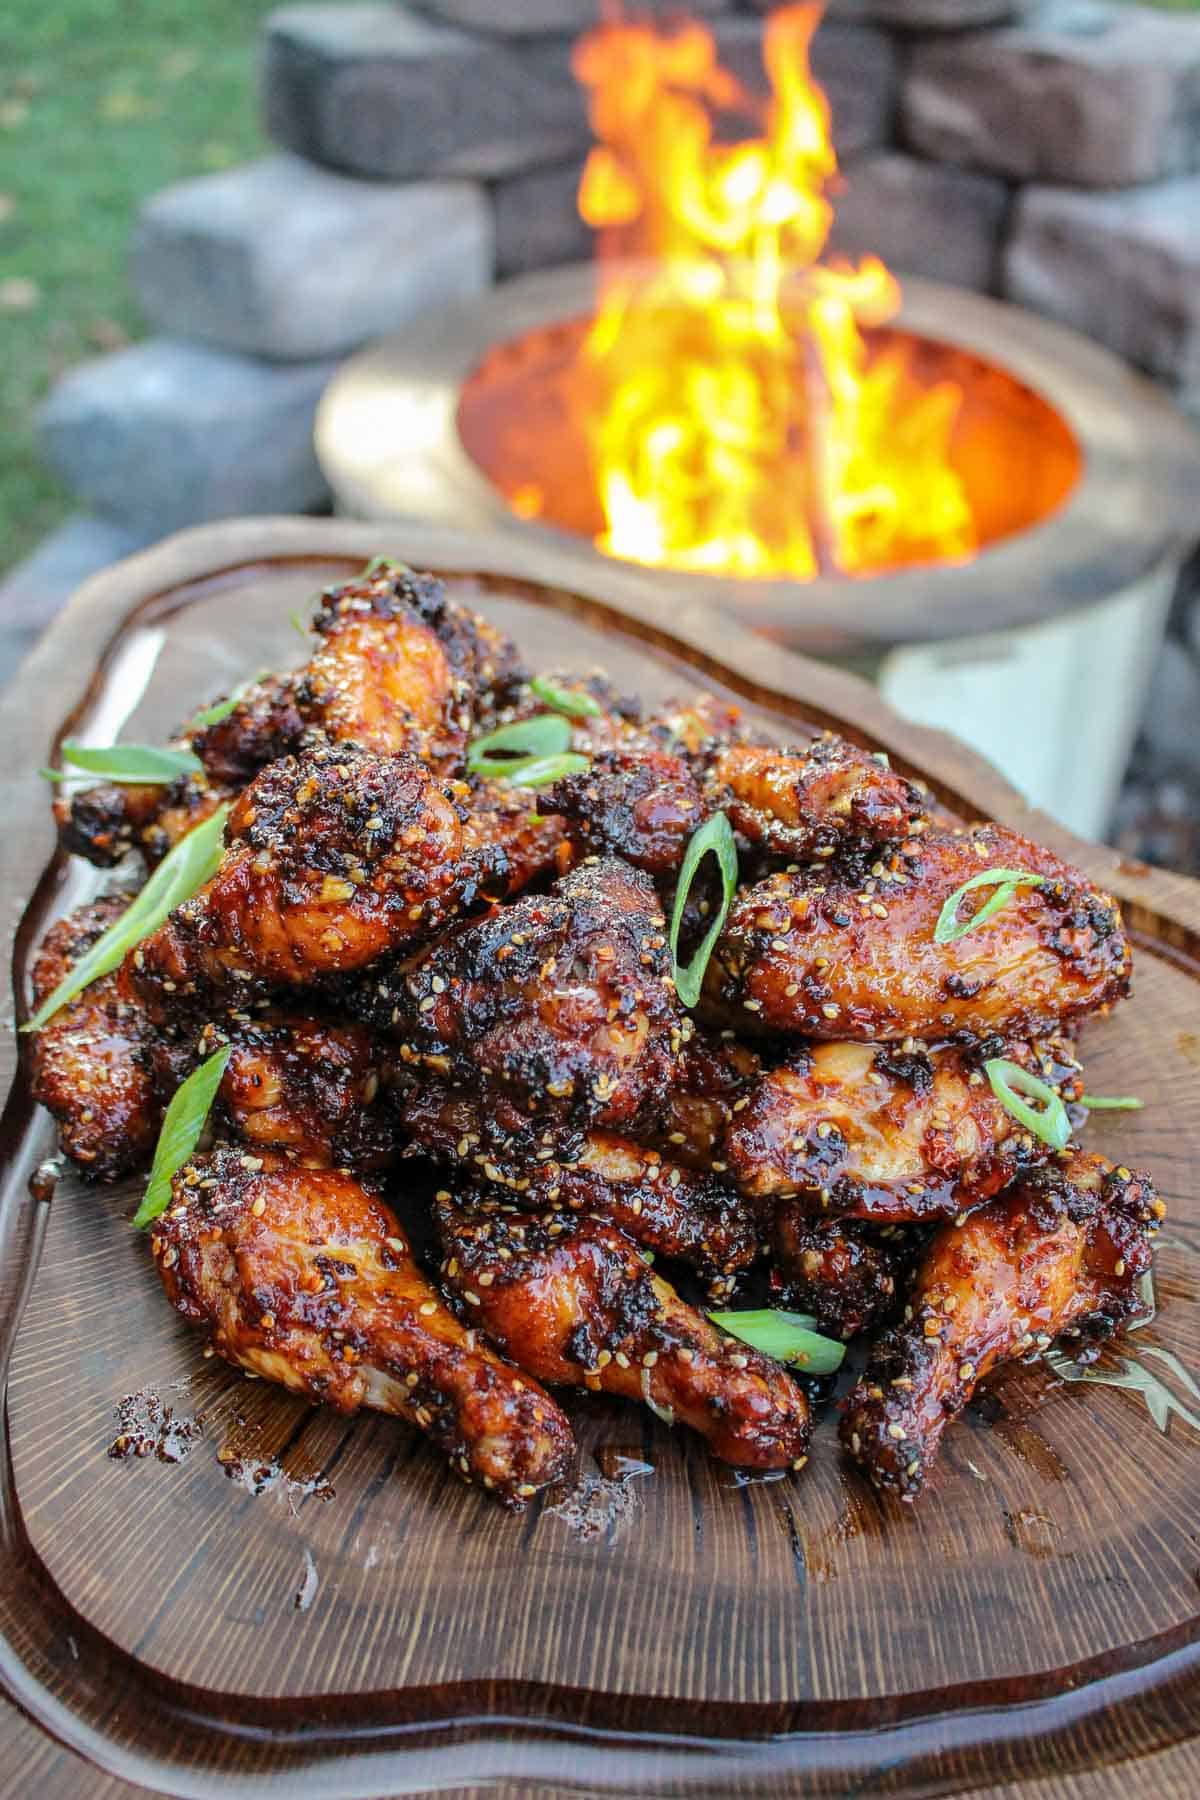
[840,1152,1161,1498]
[772,1215,914,1341]
[133,744,500,1012]
[724,1037,1083,1220]
[27,895,160,1179]
[434,1194,810,1470]
[153,1151,574,1505]
[368,857,683,1131]
[708,737,925,862]
[705,824,1130,1042]
[458,779,573,895]
[546,747,708,878]
[655,1029,761,1168]
[401,1083,758,1292]
[55,774,229,871]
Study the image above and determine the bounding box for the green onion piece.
[466,714,571,774]
[934,867,1045,945]
[289,610,309,639]
[1080,1094,1145,1112]
[669,812,738,1010]
[40,742,203,787]
[22,802,230,1033]
[190,694,240,729]
[529,675,603,718]
[708,1309,845,1375]
[362,554,409,578]
[984,1056,1071,1151]
[497,751,590,789]
[132,1046,232,1229]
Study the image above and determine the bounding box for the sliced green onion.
[362,554,409,578]
[984,1056,1071,1151]
[190,694,241,729]
[529,675,602,718]
[132,1046,232,1229]
[1080,1094,1144,1112]
[497,751,590,789]
[40,742,203,786]
[289,610,309,639]
[934,868,1045,945]
[669,812,738,1010]
[466,714,571,775]
[708,1309,846,1375]
[22,802,230,1033]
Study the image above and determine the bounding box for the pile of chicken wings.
[28,562,1162,1508]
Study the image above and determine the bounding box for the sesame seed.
[161,1247,177,1269]
[887,1423,905,1440]
[250,1196,267,1218]
[821,1004,840,1019]
[419,1300,438,1316]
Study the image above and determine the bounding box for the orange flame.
[570,4,977,579]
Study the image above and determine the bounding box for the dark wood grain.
[1,517,1198,1796]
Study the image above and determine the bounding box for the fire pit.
[316,4,1200,837]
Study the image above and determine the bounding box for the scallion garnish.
[984,1056,1071,1151]
[22,803,230,1032]
[669,812,738,1010]
[40,742,203,786]
[132,1046,233,1229]
[190,694,241,729]
[529,675,603,718]
[934,868,1045,945]
[466,714,572,776]
[708,1309,846,1375]
[496,751,590,789]
[362,554,408,578]
[1080,1094,1144,1112]
[289,611,309,639]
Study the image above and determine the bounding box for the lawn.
[0,0,279,576]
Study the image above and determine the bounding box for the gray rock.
[264,3,589,181]
[132,155,492,362]
[904,1,1200,187]
[826,153,1009,291]
[707,18,895,163]
[1005,178,1200,391]
[775,0,1024,26]
[0,516,152,690]
[37,339,337,537]
[493,161,591,279]
[411,0,730,33]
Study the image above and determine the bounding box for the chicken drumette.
[434,1193,810,1470]
[840,1152,1162,1497]
[152,1151,574,1505]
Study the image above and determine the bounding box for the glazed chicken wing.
[367,857,683,1131]
[132,744,499,1013]
[771,1215,914,1341]
[434,1193,809,1470]
[705,824,1130,1042]
[27,895,160,1179]
[153,1151,574,1505]
[840,1152,1161,1498]
[401,1083,757,1293]
[547,748,708,878]
[655,1029,761,1168]
[724,1037,1083,1220]
[708,736,925,862]
[458,778,573,895]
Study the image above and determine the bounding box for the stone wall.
[18,0,1200,862]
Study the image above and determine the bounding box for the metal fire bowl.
[315,264,1200,657]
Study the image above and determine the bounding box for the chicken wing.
[708,736,925,862]
[400,1083,758,1293]
[434,1193,810,1470]
[27,895,160,1179]
[367,857,683,1131]
[458,779,573,895]
[655,1029,761,1168]
[771,1215,914,1340]
[132,744,499,1013]
[152,1151,574,1505]
[55,774,230,871]
[724,1037,1083,1220]
[705,824,1130,1042]
[546,747,708,878]
[840,1152,1161,1498]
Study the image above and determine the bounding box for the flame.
[569,3,977,579]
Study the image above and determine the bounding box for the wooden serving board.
[1,517,1199,1799]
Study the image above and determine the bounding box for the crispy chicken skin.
[296,563,522,771]
[55,776,229,871]
[133,744,500,1010]
[459,779,573,895]
[401,1083,757,1292]
[434,1194,810,1470]
[708,737,924,862]
[724,1037,1083,1220]
[705,824,1130,1042]
[368,857,684,1131]
[189,672,307,788]
[840,1152,1161,1498]
[655,1030,761,1168]
[153,1151,574,1506]
[27,895,160,1179]
[772,1215,911,1340]
[202,1013,400,1170]
[547,748,708,878]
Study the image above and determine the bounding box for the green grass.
[0,1,279,575]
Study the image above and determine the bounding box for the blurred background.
[2,0,1198,866]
